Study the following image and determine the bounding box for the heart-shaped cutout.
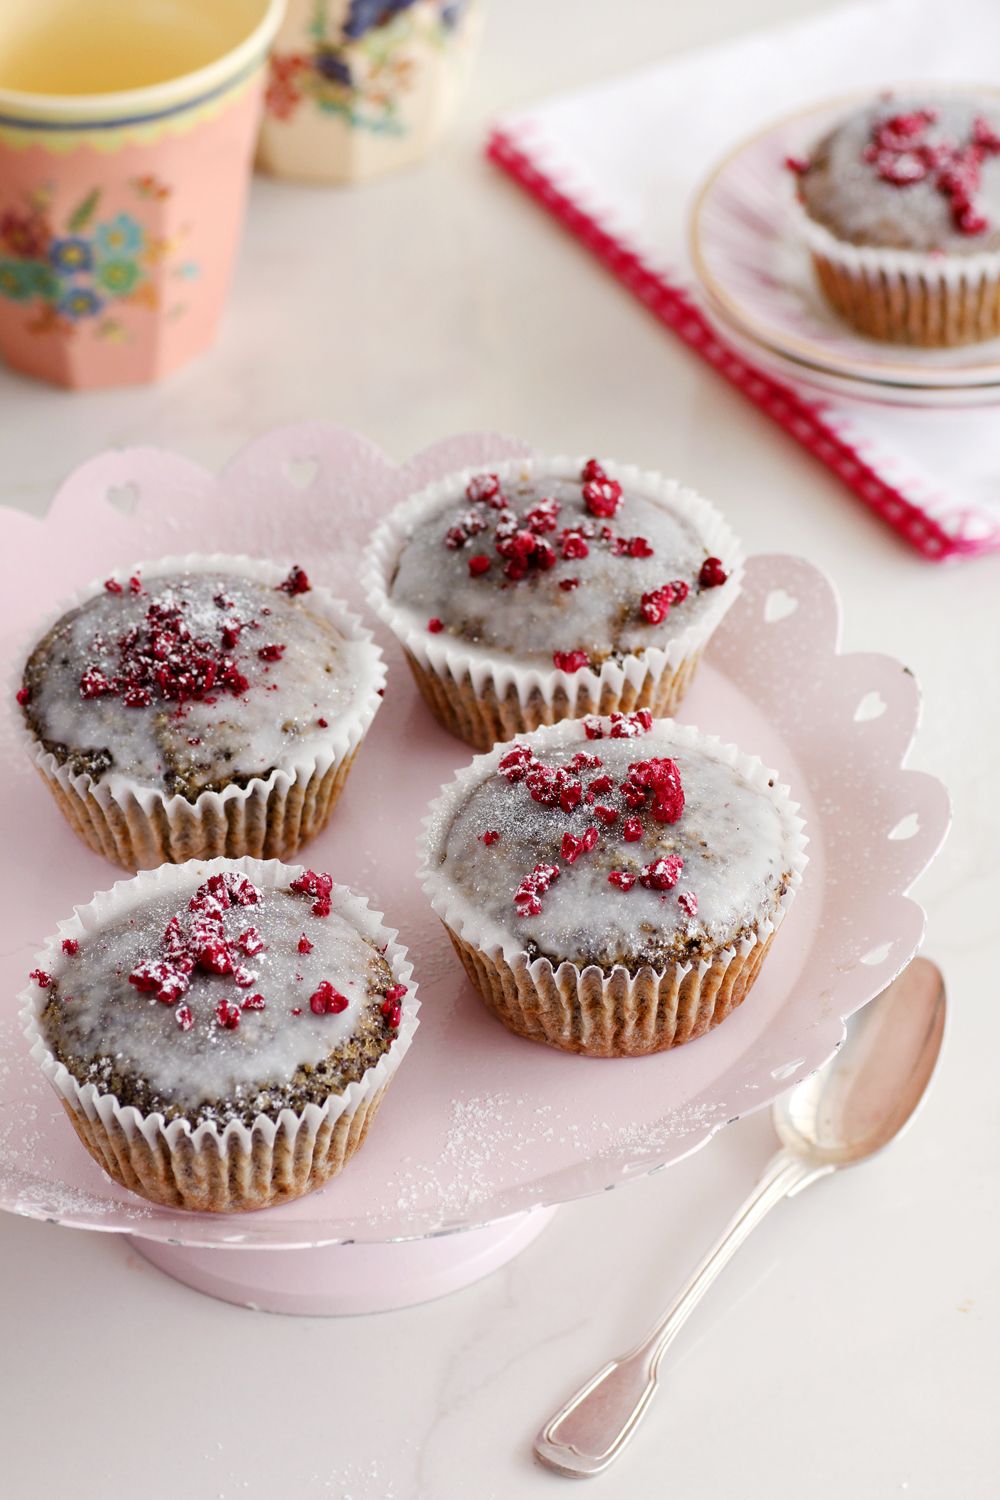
[854,690,887,723]
[763,588,798,623]
[283,456,319,490]
[106,482,139,515]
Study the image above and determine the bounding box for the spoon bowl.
[774,956,946,1169]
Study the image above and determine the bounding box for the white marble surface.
[2,2,998,1496]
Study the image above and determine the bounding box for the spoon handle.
[534,1149,830,1478]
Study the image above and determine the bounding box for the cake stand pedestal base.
[129,1206,557,1315]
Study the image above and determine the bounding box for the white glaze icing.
[23,571,368,794]
[427,723,796,966]
[388,468,728,664]
[43,875,387,1116]
[800,96,1000,254]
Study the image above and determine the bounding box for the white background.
[2,2,998,1497]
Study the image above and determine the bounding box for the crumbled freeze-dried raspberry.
[232,965,256,988]
[385,983,408,1002]
[640,855,684,891]
[513,863,560,916]
[621,757,685,823]
[61,938,79,955]
[677,890,699,917]
[257,644,285,662]
[277,565,311,594]
[15,685,30,706]
[561,826,599,864]
[297,933,313,954]
[28,969,50,988]
[552,650,590,673]
[623,816,643,842]
[594,804,618,825]
[237,926,265,956]
[176,1005,194,1031]
[104,578,123,594]
[427,617,444,633]
[241,993,267,1011]
[559,577,580,592]
[582,478,623,518]
[581,458,607,483]
[498,744,535,782]
[216,998,241,1030]
[468,554,491,576]
[290,869,334,917]
[698,557,728,588]
[523,497,561,533]
[466,473,505,506]
[561,531,590,561]
[608,871,638,891]
[481,830,501,845]
[309,980,349,1015]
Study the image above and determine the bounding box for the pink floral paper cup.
[0,0,285,390]
[257,0,482,184]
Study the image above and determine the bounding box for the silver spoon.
[534,956,946,1479]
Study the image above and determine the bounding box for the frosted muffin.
[22,859,417,1213]
[15,556,385,868]
[790,93,1000,344]
[364,456,741,751]
[420,713,806,1056]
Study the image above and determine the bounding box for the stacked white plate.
[689,97,1000,409]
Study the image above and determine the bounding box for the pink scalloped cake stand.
[0,425,950,1314]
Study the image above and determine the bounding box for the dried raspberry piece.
[28,969,50,988]
[677,890,699,917]
[588,773,614,796]
[176,1005,194,1032]
[232,964,256,988]
[103,578,123,594]
[583,478,623,518]
[481,830,501,845]
[534,540,557,571]
[468,554,492,576]
[216,998,241,1030]
[559,779,583,814]
[380,996,403,1027]
[594,804,618,826]
[309,980,349,1015]
[640,586,673,625]
[317,717,328,728]
[513,863,560,917]
[237,927,265,956]
[608,870,637,891]
[195,936,232,975]
[785,155,810,174]
[580,458,607,483]
[385,983,408,1002]
[241,993,267,1011]
[561,532,590,561]
[297,933,314,954]
[61,938,79,956]
[569,751,602,772]
[552,650,590,673]
[80,667,113,700]
[639,855,684,891]
[226,873,260,907]
[559,578,580,592]
[699,557,728,588]
[560,826,598,864]
[258,644,285,662]
[626,536,654,558]
[128,959,190,1005]
[621,757,685,823]
[621,817,642,842]
[498,744,534,782]
[278,565,311,595]
[427,617,444,633]
[290,869,334,917]
[466,473,505,506]
[15,685,30,707]
[523,497,561,533]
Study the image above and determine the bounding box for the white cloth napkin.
[496,0,1000,554]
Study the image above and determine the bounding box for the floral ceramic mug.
[0,0,285,390]
[257,0,482,184]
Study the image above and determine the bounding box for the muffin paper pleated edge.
[417,716,808,1057]
[19,857,419,1214]
[791,197,1000,346]
[361,455,744,751]
[10,554,387,869]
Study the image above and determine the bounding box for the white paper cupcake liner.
[20,857,419,1214]
[418,717,807,1057]
[12,554,386,869]
[362,455,743,752]
[791,194,1000,346]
